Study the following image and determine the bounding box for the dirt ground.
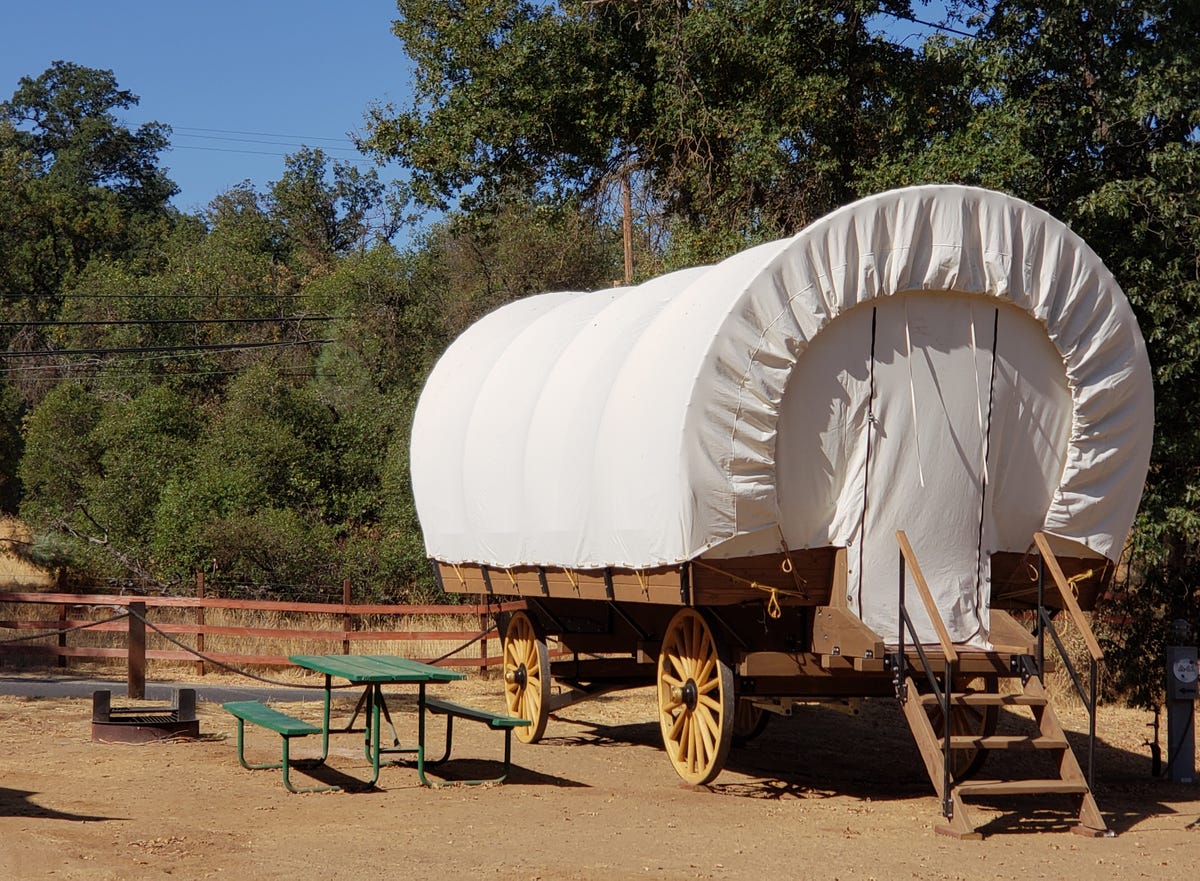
[1,671,1198,881]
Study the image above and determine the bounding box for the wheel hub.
[681,679,698,711]
[505,663,528,689]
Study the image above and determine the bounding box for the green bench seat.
[420,698,531,786]
[425,698,532,729]
[222,700,336,793]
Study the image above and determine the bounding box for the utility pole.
[622,171,633,285]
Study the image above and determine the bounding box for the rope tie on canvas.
[776,525,809,600]
[1066,569,1095,598]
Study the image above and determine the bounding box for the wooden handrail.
[895,530,958,664]
[1033,533,1104,662]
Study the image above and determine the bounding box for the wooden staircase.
[899,671,1107,838]
[893,531,1110,839]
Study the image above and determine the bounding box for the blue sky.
[2,1,413,215]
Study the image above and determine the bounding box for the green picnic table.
[289,654,465,788]
[225,654,529,790]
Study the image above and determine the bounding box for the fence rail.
[0,583,527,684]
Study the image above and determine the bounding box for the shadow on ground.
[0,787,123,822]
[544,694,1187,835]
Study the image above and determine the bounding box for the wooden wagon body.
[412,186,1153,837]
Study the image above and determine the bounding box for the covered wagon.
[410,185,1153,837]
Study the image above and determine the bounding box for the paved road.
[0,673,322,704]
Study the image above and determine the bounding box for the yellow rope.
[504,568,519,589]
[635,569,650,596]
[564,568,579,590]
[776,526,809,599]
[450,563,467,587]
[764,585,782,619]
[1066,568,1095,597]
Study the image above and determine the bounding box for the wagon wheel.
[924,674,999,781]
[503,610,551,743]
[732,698,771,747]
[657,607,735,785]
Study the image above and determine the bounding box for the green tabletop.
[289,654,466,684]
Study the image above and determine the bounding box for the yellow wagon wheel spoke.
[666,651,689,682]
[502,610,551,744]
[656,607,734,786]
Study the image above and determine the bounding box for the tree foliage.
[364,0,945,249]
[0,61,177,316]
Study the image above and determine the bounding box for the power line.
[169,144,376,165]
[879,10,977,40]
[0,350,328,374]
[173,132,361,154]
[64,295,300,302]
[0,338,331,358]
[173,125,357,145]
[2,316,334,328]
[170,144,341,160]
[11,366,335,380]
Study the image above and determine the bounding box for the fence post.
[342,579,351,655]
[57,603,68,669]
[472,609,482,681]
[195,572,206,677]
[127,601,146,700]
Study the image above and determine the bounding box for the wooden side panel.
[437,550,840,607]
[691,548,836,606]
[990,552,1114,611]
[436,561,683,604]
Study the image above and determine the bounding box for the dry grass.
[0,517,53,589]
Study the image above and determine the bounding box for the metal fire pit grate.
[91,689,200,743]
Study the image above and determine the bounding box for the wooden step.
[956,779,1089,797]
[943,734,1069,750]
[919,692,1047,708]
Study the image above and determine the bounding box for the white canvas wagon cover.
[411,185,1153,644]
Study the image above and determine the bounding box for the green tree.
[267,147,405,272]
[0,62,177,317]
[16,383,200,583]
[363,0,933,256]
[17,381,102,525]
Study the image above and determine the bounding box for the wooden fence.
[0,582,525,685]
